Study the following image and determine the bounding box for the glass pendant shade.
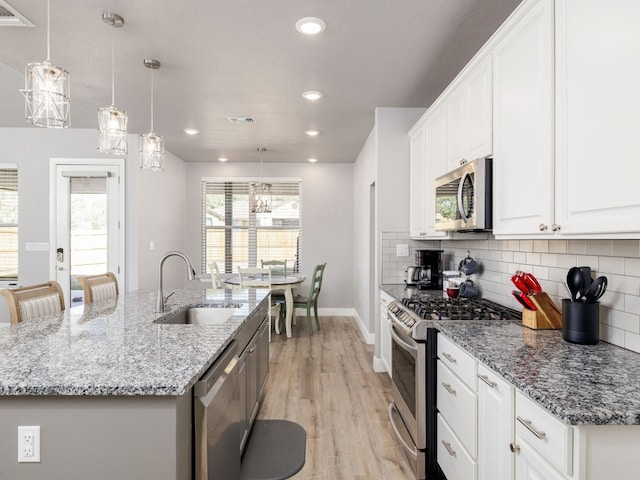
[23,60,70,128]
[139,132,165,171]
[250,181,273,213]
[98,106,128,154]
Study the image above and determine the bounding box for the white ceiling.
[0,0,521,163]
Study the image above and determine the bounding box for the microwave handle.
[457,172,470,222]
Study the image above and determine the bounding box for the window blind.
[201,179,302,276]
[0,167,18,282]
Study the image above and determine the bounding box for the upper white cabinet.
[409,124,428,238]
[492,0,555,236]
[446,56,493,171]
[493,0,640,237]
[554,0,640,235]
[424,104,449,238]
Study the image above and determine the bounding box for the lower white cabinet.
[437,414,477,480]
[477,363,514,480]
[514,436,567,480]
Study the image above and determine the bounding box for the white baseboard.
[314,307,375,344]
[373,355,386,372]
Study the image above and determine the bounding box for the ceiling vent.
[227,116,255,124]
[0,2,34,27]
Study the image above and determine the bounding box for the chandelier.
[21,0,70,128]
[250,148,272,213]
[139,59,164,171]
[97,12,127,155]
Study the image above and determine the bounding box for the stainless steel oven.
[387,302,438,480]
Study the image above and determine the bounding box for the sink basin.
[155,307,239,325]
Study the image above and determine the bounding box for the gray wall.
[0,128,187,322]
[183,161,354,309]
[0,395,191,480]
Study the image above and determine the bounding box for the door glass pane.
[69,177,107,306]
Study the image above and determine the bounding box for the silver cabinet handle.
[517,416,546,439]
[442,352,456,363]
[551,223,561,232]
[442,440,457,457]
[538,224,548,231]
[510,442,520,453]
[442,382,456,395]
[478,374,497,388]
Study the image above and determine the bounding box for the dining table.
[224,275,305,338]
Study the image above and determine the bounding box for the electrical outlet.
[396,244,409,257]
[149,240,155,250]
[18,426,40,463]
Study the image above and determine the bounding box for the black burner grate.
[401,295,521,321]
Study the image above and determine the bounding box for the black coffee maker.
[415,249,444,290]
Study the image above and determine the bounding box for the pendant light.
[21,0,70,128]
[139,59,164,171]
[97,12,127,155]
[250,148,273,213]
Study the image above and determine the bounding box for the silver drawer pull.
[442,352,457,363]
[509,442,520,454]
[442,382,456,395]
[442,440,457,457]
[478,374,497,388]
[517,416,546,439]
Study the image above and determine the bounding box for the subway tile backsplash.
[381,232,640,354]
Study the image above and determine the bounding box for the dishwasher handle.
[194,340,238,398]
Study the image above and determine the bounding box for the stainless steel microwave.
[434,157,492,232]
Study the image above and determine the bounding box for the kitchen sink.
[155,307,240,325]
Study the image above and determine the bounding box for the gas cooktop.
[401,295,521,322]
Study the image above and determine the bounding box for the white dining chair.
[208,261,224,289]
[238,266,281,342]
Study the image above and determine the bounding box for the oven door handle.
[389,323,418,355]
[388,403,418,459]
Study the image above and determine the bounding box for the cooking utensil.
[581,276,607,303]
[579,266,592,296]
[567,267,584,302]
[522,272,542,294]
[561,281,572,298]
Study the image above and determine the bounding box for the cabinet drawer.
[437,333,477,390]
[437,360,477,457]
[437,413,477,480]
[515,390,573,476]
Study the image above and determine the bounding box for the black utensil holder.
[562,299,599,345]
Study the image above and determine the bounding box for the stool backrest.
[1,281,65,324]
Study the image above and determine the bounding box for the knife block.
[521,292,562,330]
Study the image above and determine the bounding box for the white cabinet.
[424,103,449,239]
[409,124,428,238]
[492,0,555,236]
[379,290,393,375]
[437,333,478,480]
[514,437,567,480]
[445,55,493,171]
[477,363,514,480]
[554,0,640,235]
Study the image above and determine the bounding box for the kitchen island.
[0,288,269,480]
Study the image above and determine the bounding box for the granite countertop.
[435,321,640,426]
[380,283,640,426]
[0,288,269,397]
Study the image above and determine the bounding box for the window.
[0,166,18,284]
[202,179,302,275]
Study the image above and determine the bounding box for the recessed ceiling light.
[308,158,318,163]
[183,128,200,135]
[305,129,320,136]
[295,17,326,35]
[218,157,228,162]
[302,90,323,101]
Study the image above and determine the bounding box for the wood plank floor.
[257,315,414,479]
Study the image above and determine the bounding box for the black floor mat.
[240,420,306,480]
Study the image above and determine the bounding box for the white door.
[51,162,124,308]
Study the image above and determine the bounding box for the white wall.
[351,108,426,351]
[0,128,187,322]
[183,162,354,309]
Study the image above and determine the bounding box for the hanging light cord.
[150,67,154,132]
[111,26,115,106]
[46,0,51,61]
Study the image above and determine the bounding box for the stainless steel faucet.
[156,251,197,312]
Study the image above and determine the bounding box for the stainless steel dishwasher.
[194,340,240,480]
